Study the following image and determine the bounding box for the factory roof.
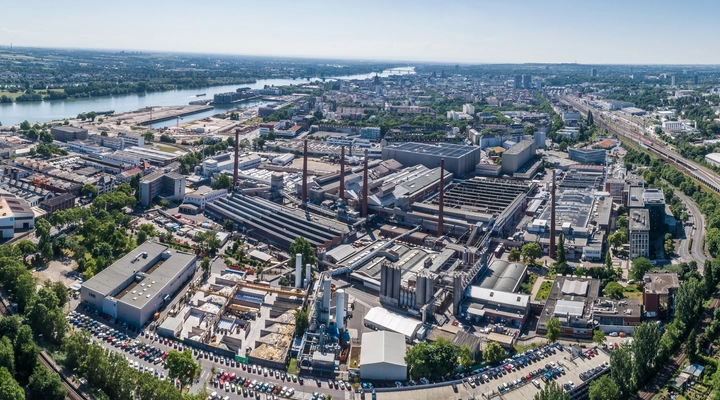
[360,331,407,367]
[81,242,197,309]
[478,260,527,293]
[504,140,536,156]
[363,306,422,340]
[384,142,477,158]
[468,287,529,309]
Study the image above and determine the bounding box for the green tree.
[200,257,211,275]
[211,174,232,191]
[556,233,566,264]
[100,131,108,137]
[534,380,569,400]
[610,343,634,396]
[483,341,505,364]
[0,337,14,376]
[632,321,662,388]
[223,219,234,232]
[589,375,618,400]
[166,349,200,392]
[685,328,697,362]
[587,110,594,126]
[159,199,171,208]
[16,240,36,264]
[629,257,653,280]
[603,282,624,299]
[508,248,521,262]
[295,308,309,336]
[605,251,613,275]
[405,337,458,379]
[62,330,90,371]
[607,230,627,252]
[80,183,98,198]
[521,242,542,265]
[289,237,316,279]
[0,366,24,400]
[28,365,66,400]
[86,111,97,122]
[458,345,474,370]
[545,317,561,342]
[592,330,606,345]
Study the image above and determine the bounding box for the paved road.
[674,191,709,265]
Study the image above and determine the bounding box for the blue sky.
[1,0,718,64]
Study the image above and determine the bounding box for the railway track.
[0,290,90,400]
[637,294,720,399]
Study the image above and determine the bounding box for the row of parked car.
[579,362,609,382]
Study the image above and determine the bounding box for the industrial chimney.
[437,158,445,237]
[339,145,345,200]
[295,254,302,288]
[335,289,346,331]
[362,149,369,218]
[233,129,240,190]
[549,169,557,259]
[302,139,308,205]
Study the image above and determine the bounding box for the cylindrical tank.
[305,264,312,287]
[336,289,346,330]
[322,276,332,311]
[295,254,302,288]
[416,274,427,309]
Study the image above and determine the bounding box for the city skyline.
[2,0,720,64]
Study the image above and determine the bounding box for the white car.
[609,332,619,337]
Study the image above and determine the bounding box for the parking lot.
[68,305,352,400]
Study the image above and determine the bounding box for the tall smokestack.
[438,158,444,237]
[362,149,369,218]
[550,170,557,259]
[336,289,346,330]
[302,139,308,204]
[233,129,239,190]
[339,145,345,200]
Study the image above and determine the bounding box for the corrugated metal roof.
[360,331,407,367]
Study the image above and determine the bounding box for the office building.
[182,186,227,211]
[629,208,650,259]
[513,75,522,89]
[381,143,482,178]
[591,68,597,77]
[533,130,547,149]
[138,170,186,208]
[80,242,198,327]
[662,121,684,132]
[51,126,89,142]
[568,148,607,165]
[360,126,381,140]
[521,74,531,89]
[671,75,676,86]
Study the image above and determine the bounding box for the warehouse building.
[80,242,198,328]
[363,306,422,343]
[359,331,407,381]
[476,260,527,293]
[381,142,481,178]
[462,287,530,328]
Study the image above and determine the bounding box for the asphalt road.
[674,190,708,267]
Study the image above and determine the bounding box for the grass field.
[535,281,553,300]
[156,145,179,153]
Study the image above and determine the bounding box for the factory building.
[462,287,530,328]
[359,331,407,381]
[363,307,422,343]
[80,242,198,327]
[501,140,537,175]
[0,195,35,239]
[381,142,481,178]
[182,185,227,211]
[205,194,349,250]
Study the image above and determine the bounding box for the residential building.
[80,242,198,327]
[462,103,475,115]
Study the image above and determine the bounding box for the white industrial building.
[363,306,422,343]
[80,242,198,327]
[182,185,227,210]
[706,153,720,167]
[360,331,407,381]
[0,195,35,239]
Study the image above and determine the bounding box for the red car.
[503,365,512,372]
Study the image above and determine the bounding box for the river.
[0,67,415,127]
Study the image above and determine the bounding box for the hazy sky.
[1,0,718,64]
